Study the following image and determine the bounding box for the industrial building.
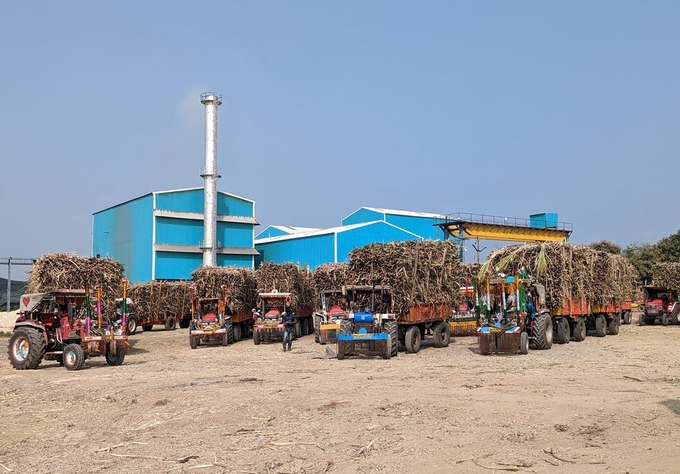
[254,207,448,269]
[92,187,259,283]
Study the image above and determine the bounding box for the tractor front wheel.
[127,316,138,335]
[63,344,85,371]
[519,331,529,355]
[662,313,669,326]
[143,325,153,332]
[105,341,126,366]
[190,335,198,349]
[404,326,421,353]
[253,329,261,345]
[314,315,323,343]
[7,328,46,370]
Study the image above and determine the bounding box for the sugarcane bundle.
[480,242,637,310]
[347,240,464,315]
[28,253,124,314]
[191,266,258,314]
[652,263,680,290]
[128,281,191,320]
[312,263,351,292]
[255,262,316,310]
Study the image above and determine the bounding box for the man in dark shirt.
[282,311,297,351]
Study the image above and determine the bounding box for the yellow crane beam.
[443,222,571,242]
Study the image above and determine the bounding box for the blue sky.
[1,1,679,264]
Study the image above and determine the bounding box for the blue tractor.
[336,285,396,360]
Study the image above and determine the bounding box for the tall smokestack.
[200,92,222,267]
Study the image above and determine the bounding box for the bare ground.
[1,313,679,474]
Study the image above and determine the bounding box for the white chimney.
[200,92,222,267]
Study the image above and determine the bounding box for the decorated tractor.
[314,290,347,344]
[252,291,293,345]
[7,282,129,371]
[189,286,234,349]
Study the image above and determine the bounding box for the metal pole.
[6,257,11,312]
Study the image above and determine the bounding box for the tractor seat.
[202,312,217,323]
[265,308,281,319]
[329,306,345,317]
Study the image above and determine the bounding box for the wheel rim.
[13,337,29,361]
[65,349,76,366]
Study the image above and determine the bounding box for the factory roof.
[255,220,423,244]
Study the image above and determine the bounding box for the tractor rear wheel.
[532,313,553,350]
[63,344,85,371]
[671,306,680,324]
[165,316,176,331]
[404,326,421,353]
[607,315,620,335]
[595,314,606,337]
[433,321,450,348]
[105,341,126,366]
[127,316,138,335]
[226,320,234,345]
[519,331,529,354]
[7,327,45,370]
[143,325,153,332]
[340,319,353,335]
[384,320,398,357]
[556,318,570,344]
[314,315,322,343]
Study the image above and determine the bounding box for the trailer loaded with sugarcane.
[481,242,637,345]
[346,240,464,355]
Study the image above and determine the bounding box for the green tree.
[655,229,680,262]
[589,240,622,254]
[623,243,661,284]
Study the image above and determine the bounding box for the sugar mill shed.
[92,187,259,283]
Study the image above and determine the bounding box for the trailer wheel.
[607,315,620,335]
[63,344,85,371]
[179,315,191,329]
[190,335,197,349]
[404,326,421,353]
[556,318,570,344]
[143,325,153,332]
[622,311,632,325]
[570,317,586,342]
[662,313,669,326]
[253,328,261,345]
[295,320,302,338]
[433,321,450,348]
[594,314,606,337]
[7,327,46,370]
[165,316,176,331]
[233,324,241,342]
[126,316,138,335]
[105,341,126,366]
[314,315,323,343]
[532,313,553,350]
[384,320,399,357]
[519,331,529,354]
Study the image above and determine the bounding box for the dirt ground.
[1,312,679,474]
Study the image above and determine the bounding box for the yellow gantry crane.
[436,212,573,259]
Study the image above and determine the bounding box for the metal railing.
[434,212,573,232]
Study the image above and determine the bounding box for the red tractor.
[7,282,129,371]
[252,292,293,345]
[639,286,679,326]
[189,286,233,349]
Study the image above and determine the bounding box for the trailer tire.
[404,326,421,353]
[622,311,632,325]
[519,331,529,354]
[595,314,606,337]
[165,316,176,331]
[295,320,302,338]
[314,315,322,343]
[105,341,126,366]
[143,325,153,332]
[190,335,197,349]
[63,344,85,371]
[126,316,138,335]
[179,315,191,329]
[662,313,668,326]
[433,321,450,348]
[607,315,620,335]
[384,320,398,357]
[7,327,45,370]
[233,324,241,342]
[556,318,570,344]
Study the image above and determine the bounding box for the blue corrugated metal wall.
[256,226,290,239]
[386,214,445,240]
[156,189,204,213]
[155,252,202,280]
[255,234,334,269]
[92,194,153,283]
[336,222,422,263]
[217,193,253,217]
[156,217,203,245]
[341,208,382,226]
[217,222,253,248]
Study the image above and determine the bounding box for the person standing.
[282,310,297,351]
